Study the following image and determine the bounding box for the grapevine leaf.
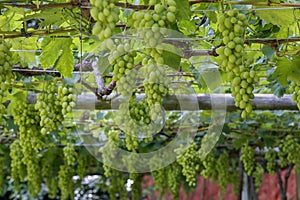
[162,50,181,71]
[256,10,298,27]
[174,0,191,20]
[40,38,64,69]
[55,38,74,78]
[261,45,275,59]
[272,56,300,86]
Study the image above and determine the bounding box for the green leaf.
[272,56,300,86]
[55,38,74,78]
[174,0,191,20]
[261,45,275,59]
[256,9,297,27]
[40,38,74,77]
[161,49,181,70]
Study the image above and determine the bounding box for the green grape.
[129,94,151,125]
[252,164,264,192]
[128,0,177,48]
[143,57,170,121]
[201,151,218,182]
[175,141,201,187]
[103,165,127,200]
[0,40,14,124]
[77,155,87,180]
[265,148,276,174]
[63,143,77,166]
[278,135,300,171]
[129,173,143,200]
[167,162,182,200]
[13,102,44,197]
[91,0,120,40]
[35,81,76,134]
[217,10,258,118]
[216,151,230,191]
[57,84,76,116]
[41,154,58,199]
[58,163,75,200]
[240,144,255,176]
[10,140,27,189]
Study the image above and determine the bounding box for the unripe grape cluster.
[0,41,14,122]
[143,58,169,121]
[57,84,76,116]
[264,148,277,174]
[128,0,177,48]
[252,164,264,191]
[10,140,27,189]
[289,81,300,109]
[217,9,258,118]
[129,95,151,125]
[279,135,300,171]
[240,144,255,176]
[175,142,201,187]
[63,143,78,166]
[201,152,218,181]
[58,163,75,200]
[216,151,230,190]
[35,81,75,134]
[90,0,120,40]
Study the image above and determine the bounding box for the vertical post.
[296,173,300,200]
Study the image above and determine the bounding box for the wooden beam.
[74,93,298,111]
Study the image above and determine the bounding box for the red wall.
[142,169,297,200]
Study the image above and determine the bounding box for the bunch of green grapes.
[289,81,300,109]
[10,140,27,189]
[35,81,64,134]
[41,155,58,199]
[58,163,75,200]
[252,164,264,192]
[129,95,151,125]
[90,0,119,40]
[103,165,127,200]
[143,58,169,121]
[14,102,44,151]
[13,102,44,197]
[117,68,138,97]
[0,41,14,123]
[77,155,87,180]
[152,169,169,194]
[129,173,143,200]
[240,144,255,176]
[201,151,218,182]
[216,151,230,191]
[175,142,201,187]
[57,84,76,116]
[36,81,75,134]
[264,148,277,174]
[279,135,300,171]
[129,0,177,48]
[216,9,258,118]
[63,143,77,166]
[167,162,182,199]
